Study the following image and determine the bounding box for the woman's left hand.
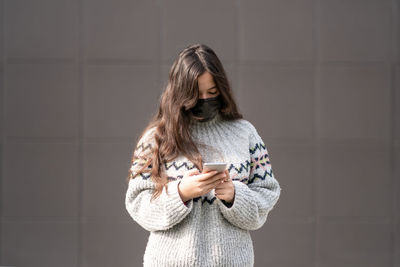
[214,169,235,203]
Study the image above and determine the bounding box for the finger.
[188,168,200,174]
[203,172,226,186]
[216,185,228,192]
[201,168,212,174]
[215,189,226,196]
[201,167,219,174]
[214,177,225,187]
[184,169,199,178]
[206,175,226,190]
[204,178,223,190]
[215,181,228,189]
[198,170,219,181]
[215,188,223,194]
[206,180,223,192]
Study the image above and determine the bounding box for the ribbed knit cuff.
[165,179,193,212]
[217,181,245,212]
[177,180,193,207]
[126,177,194,232]
[216,179,280,231]
[221,199,233,208]
[216,181,254,229]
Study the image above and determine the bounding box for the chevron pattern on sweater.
[228,160,252,173]
[132,159,253,175]
[165,161,197,171]
[193,196,215,204]
[131,141,273,185]
[136,140,266,156]
[249,169,273,184]
[132,161,269,183]
[249,141,266,154]
[134,142,153,156]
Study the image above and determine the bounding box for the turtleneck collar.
[189,111,223,129]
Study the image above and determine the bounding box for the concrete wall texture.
[0,0,399,266]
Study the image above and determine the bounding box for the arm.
[125,174,194,232]
[216,123,281,231]
[125,128,194,232]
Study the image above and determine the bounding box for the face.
[197,71,220,99]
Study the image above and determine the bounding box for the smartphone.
[203,162,227,173]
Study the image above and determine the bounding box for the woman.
[125,43,282,267]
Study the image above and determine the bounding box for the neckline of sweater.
[189,112,223,129]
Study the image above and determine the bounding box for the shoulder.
[230,118,266,148]
[137,126,157,145]
[134,126,157,156]
[231,118,259,137]
[139,126,157,143]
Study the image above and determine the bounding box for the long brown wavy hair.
[126,43,243,201]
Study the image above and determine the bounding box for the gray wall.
[1,0,399,267]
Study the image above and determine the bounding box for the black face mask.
[190,95,222,122]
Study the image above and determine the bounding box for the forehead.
[198,71,215,87]
[197,71,215,91]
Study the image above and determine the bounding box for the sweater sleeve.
[125,128,194,232]
[216,122,281,231]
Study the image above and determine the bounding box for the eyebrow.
[207,86,217,91]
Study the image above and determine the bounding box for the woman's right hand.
[178,168,226,202]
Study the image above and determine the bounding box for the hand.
[178,168,226,202]
[214,169,235,204]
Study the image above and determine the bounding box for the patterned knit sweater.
[125,112,282,267]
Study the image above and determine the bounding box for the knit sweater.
[125,112,282,267]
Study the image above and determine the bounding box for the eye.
[209,91,217,95]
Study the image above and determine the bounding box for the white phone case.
[203,162,227,172]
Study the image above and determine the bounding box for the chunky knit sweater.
[125,112,282,267]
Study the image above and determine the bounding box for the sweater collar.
[189,111,223,129]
